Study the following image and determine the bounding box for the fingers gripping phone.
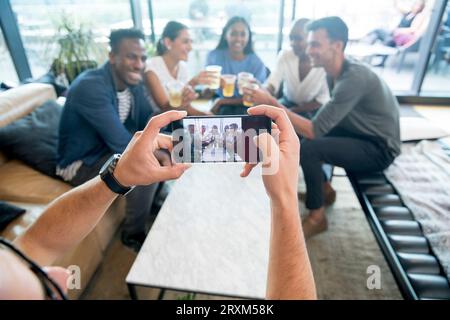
[172,115,271,164]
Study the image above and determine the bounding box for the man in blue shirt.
[57,29,165,251]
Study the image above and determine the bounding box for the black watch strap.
[99,154,134,195]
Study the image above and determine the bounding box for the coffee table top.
[126,163,271,299]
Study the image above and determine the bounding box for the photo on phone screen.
[172,115,271,164]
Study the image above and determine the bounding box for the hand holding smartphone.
[172,115,271,164]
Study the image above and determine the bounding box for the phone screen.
[172,115,271,164]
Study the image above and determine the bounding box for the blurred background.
[1,0,449,98]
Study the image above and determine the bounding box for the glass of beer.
[242,83,259,107]
[237,72,254,95]
[166,80,184,108]
[222,74,236,97]
[205,65,222,90]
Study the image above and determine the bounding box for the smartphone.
[172,115,271,164]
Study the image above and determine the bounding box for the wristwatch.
[99,154,134,195]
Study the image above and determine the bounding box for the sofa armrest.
[0,83,57,128]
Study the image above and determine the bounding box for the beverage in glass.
[166,81,184,108]
[222,74,236,97]
[238,72,254,95]
[243,83,259,107]
[205,65,222,90]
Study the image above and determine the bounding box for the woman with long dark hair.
[144,21,213,114]
[207,16,267,113]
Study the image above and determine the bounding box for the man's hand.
[191,70,215,87]
[240,105,316,300]
[210,97,243,114]
[181,85,198,108]
[243,87,277,106]
[241,105,300,206]
[154,149,172,166]
[114,110,191,187]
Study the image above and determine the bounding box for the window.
[146,0,280,76]
[294,0,436,93]
[421,1,450,96]
[0,28,19,84]
[10,0,133,78]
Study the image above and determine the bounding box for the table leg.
[158,288,166,300]
[128,283,138,300]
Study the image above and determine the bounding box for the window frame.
[1,0,449,103]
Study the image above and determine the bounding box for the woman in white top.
[250,19,330,118]
[144,21,213,115]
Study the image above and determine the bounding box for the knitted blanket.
[385,140,450,281]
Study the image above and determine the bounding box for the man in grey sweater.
[246,16,401,239]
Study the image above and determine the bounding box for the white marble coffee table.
[126,163,271,299]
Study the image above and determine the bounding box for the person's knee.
[300,139,317,165]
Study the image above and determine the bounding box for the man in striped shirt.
[57,29,166,251]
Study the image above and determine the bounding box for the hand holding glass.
[238,72,254,95]
[205,65,222,90]
[222,74,236,98]
[243,83,259,107]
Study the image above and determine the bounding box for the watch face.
[100,154,119,176]
[108,157,118,174]
[99,159,109,176]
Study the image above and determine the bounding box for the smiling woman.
[205,16,268,109]
[144,21,212,115]
[207,16,267,85]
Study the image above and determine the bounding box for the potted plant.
[51,13,107,85]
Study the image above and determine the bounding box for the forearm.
[394,27,413,35]
[265,84,276,97]
[188,77,200,88]
[14,177,117,266]
[211,97,243,113]
[187,105,210,116]
[271,99,315,139]
[156,96,172,112]
[188,79,197,88]
[219,97,243,105]
[290,100,321,113]
[266,199,316,300]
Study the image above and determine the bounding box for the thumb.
[157,164,191,181]
[43,266,71,296]
[254,132,279,168]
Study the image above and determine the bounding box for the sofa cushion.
[0,160,71,204]
[0,100,61,177]
[0,202,46,241]
[0,151,8,166]
[0,201,26,232]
